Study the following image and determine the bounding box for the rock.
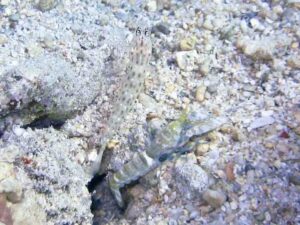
[273,5,283,15]
[145,0,157,12]
[180,36,197,51]
[248,116,275,130]
[207,82,218,94]
[199,60,210,76]
[231,128,244,141]
[0,0,10,6]
[287,55,300,69]
[195,143,210,156]
[195,85,207,102]
[41,37,55,49]
[202,15,214,31]
[0,128,93,224]
[225,163,235,182]
[9,14,20,22]
[203,189,226,208]
[101,0,121,7]
[176,50,197,71]
[294,127,300,135]
[156,0,171,10]
[0,34,8,45]
[230,201,238,210]
[249,18,263,30]
[0,178,23,203]
[174,158,210,199]
[289,174,300,185]
[0,54,102,121]
[0,195,13,225]
[202,15,225,31]
[38,0,58,12]
[153,23,170,35]
[263,141,276,149]
[26,43,43,58]
[236,35,292,61]
[10,191,46,225]
[0,162,15,181]
[287,0,300,9]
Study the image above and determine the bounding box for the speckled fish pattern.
[93,27,152,174]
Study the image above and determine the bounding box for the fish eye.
[136,27,141,36]
[144,29,148,36]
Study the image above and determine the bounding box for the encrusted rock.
[248,116,275,130]
[0,195,13,225]
[174,158,210,199]
[176,50,197,71]
[287,55,300,69]
[289,173,300,185]
[287,0,300,9]
[10,191,46,225]
[0,54,102,121]
[145,0,157,12]
[237,35,292,60]
[38,0,58,12]
[195,85,207,102]
[195,143,210,156]
[203,189,227,208]
[0,178,23,203]
[0,128,93,224]
[180,36,197,51]
[0,34,8,45]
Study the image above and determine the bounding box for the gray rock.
[248,116,275,130]
[0,54,102,121]
[0,128,93,224]
[38,0,58,12]
[289,174,300,185]
[175,50,198,72]
[0,178,23,203]
[203,189,227,208]
[153,23,171,35]
[174,158,210,199]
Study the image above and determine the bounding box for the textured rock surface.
[0,54,103,119]
[0,128,93,224]
[174,157,211,200]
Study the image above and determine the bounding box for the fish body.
[92,26,152,174]
[109,109,227,208]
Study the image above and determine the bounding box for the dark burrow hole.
[87,173,107,193]
[87,172,141,224]
[22,115,66,130]
[87,173,126,225]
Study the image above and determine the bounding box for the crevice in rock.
[87,173,124,224]
[87,173,107,193]
[22,115,65,130]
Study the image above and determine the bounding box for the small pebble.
[289,174,300,185]
[203,189,227,208]
[145,0,157,12]
[0,34,8,45]
[153,23,170,35]
[248,116,275,130]
[199,60,210,76]
[195,143,210,156]
[180,36,197,51]
[195,85,207,102]
[38,0,58,12]
[225,163,235,181]
[175,50,197,71]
